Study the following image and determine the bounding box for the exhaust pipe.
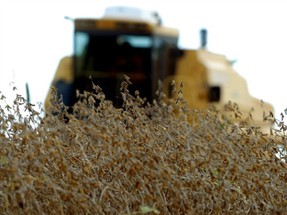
[200,29,207,49]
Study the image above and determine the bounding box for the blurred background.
[1,0,286,119]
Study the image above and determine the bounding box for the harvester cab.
[45,6,273,129]
[46,6,179,107]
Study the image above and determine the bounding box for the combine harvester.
[45,6,274,131]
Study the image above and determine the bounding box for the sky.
[1,0,287,119]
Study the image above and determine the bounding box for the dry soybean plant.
[0,78,287,215]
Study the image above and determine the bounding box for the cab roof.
[74,6,179,38]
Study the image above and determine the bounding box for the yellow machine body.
[163,49,273,128]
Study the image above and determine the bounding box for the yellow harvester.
[45,6,273,130]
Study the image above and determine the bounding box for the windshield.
[74,31,152,76]
[73,31,153,105]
